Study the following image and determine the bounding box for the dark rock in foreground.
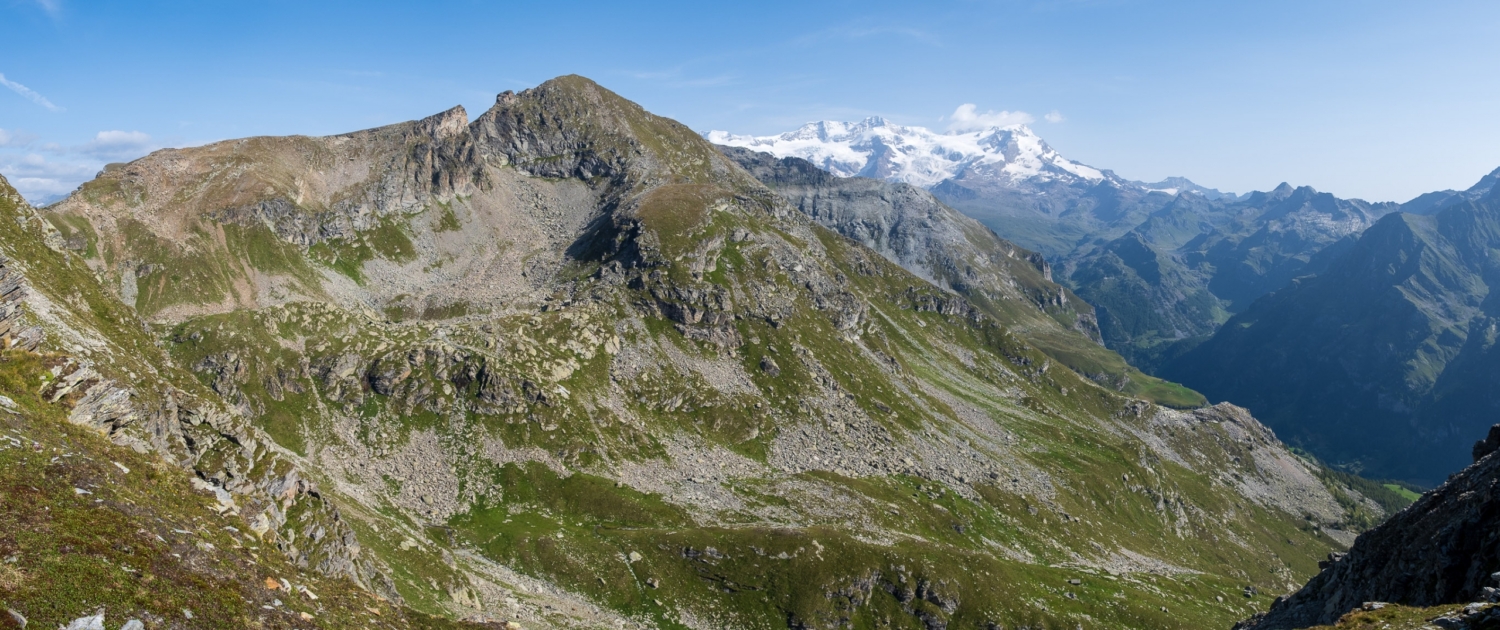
[1238,425,1500,629]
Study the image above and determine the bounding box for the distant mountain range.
[1164,172,1500,483]
[707,117,1233,199]
[708,119,1390,369]
[712,119,1500,483]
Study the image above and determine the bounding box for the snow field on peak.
[705,116,1106,189]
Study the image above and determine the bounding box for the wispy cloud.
[625,67,736,88]
[32,0,61,17]
[1044,110,1066,123]
[0,130,160,204]
[78,130,156,160]
[0,129,38,147]
[0,73,62,112]
[947,103,1034,132]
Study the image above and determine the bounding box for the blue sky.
[3,0,1499,203]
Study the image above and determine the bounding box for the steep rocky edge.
[1236,425,1500,629]
[718,144,1204,406]
[34,75,1388,629]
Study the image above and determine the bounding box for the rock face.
[718,144,1101,341]
[1237,425,1500,629]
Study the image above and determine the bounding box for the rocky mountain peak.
[1470,166,1500,195]
[706,116,1107,190]
[419,104,469,139]
[474,74,742,190]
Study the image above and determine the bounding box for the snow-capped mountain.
[705,117,1111,190]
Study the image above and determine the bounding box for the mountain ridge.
[4,75,1396,628]
[706,116,1216,197]
[708,118,1401,374]
[716,143,1205,406]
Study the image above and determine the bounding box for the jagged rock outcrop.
[1237,425,1500,629]
[0,259,42,352]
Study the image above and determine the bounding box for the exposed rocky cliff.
[1237,425,1500,629]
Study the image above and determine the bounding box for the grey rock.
[1238,424,1500,629]
[62,614,103,630]
[120,621,143,630]
[1475,425,1500,463]
[4,608,24,629]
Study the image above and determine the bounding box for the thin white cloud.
[3,152,96,180]
[33,0,61,16]
[78,130,156,160]
[0,129,38,147]
[12,177,73,201]
[0,73,62,112]
[947,103,1034,132]
[0,152,94,204]
[626,67,736,88]
[1044,110,1066,123]
[0,130,158,204]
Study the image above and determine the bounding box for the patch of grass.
[1383,483,1422,502]
[1125,375,1207,409]
[0,350,487,629]
[635,184,730,256]
[1312,602,1474,629]
[308,216,418,283]
[434,201,461,232]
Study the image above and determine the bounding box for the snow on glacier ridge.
[704,116,1107,190]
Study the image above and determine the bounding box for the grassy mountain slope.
[24,76,1392,629]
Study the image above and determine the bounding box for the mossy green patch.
[0,350,487,630]
[309,216,417,283]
